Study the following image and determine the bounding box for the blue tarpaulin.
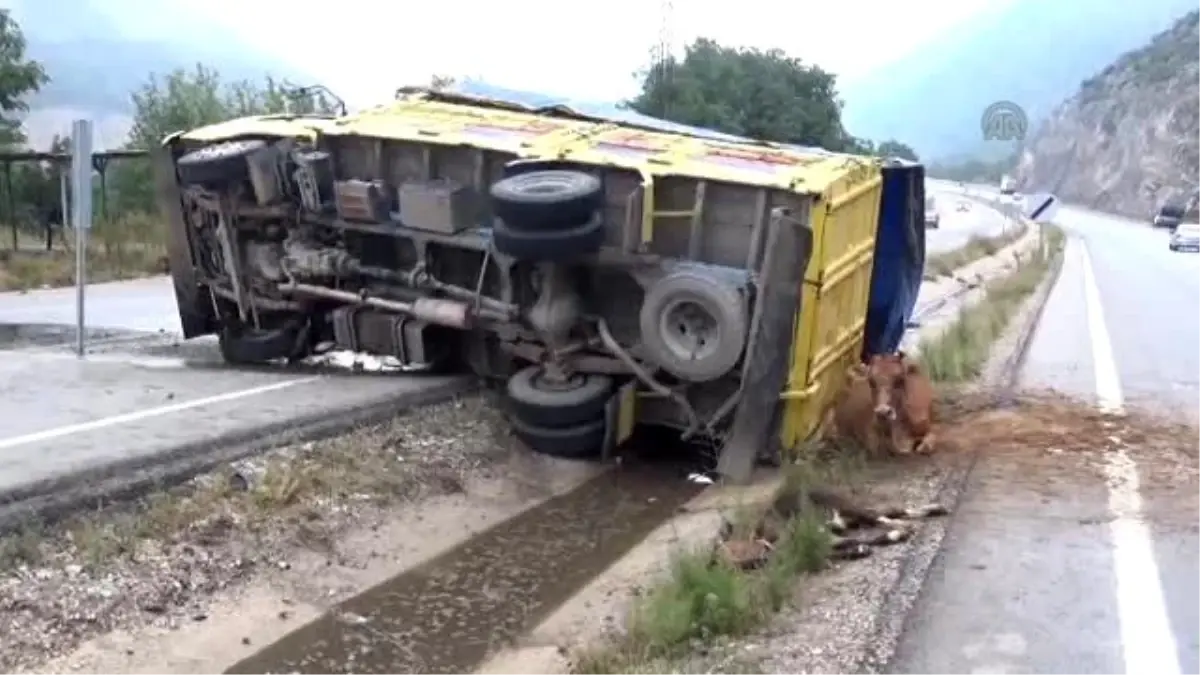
[863,161,927,358]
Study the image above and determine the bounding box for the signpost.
[71,120,94,358]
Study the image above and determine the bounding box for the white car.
[1169,223,1200,252]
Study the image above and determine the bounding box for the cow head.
[865,352,921,423]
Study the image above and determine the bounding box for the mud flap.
[602,380,638,461]
[716,209,813,483]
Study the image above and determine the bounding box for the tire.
[639,271,748,382]
[509,416,607,460]
[218,317,309,365]
[506,365,613,428]
[490,170,603,231]
[177,139,267,187]
[492,214,606,261]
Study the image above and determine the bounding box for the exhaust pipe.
[278,282,485,329]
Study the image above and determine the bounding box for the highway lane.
[926,185,1009,255]
[0,333,472,503]
[0,275,181,337]
[0,278,472,507]
[891,203,1199,674]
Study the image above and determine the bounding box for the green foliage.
[629,38,857,151]
[110,65,340,215]
[0,10,48,148]
[626,38,922,159]
[875,139,920,161]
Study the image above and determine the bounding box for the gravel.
[0,392,517,673]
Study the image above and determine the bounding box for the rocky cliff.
[1015,11,1199,218]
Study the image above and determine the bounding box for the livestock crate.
[779,163,883,450]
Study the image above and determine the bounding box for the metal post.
[71,120,94,358]
[59,169,69,246]
[4,163,14,251]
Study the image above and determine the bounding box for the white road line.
[1080,241,1182,675]
[0,377,321,451]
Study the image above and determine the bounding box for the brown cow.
[863,351,936,455]
[821,353,937,456]
[822,361,890,456]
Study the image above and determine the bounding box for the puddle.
[225,456,704,674]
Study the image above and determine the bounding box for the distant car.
[925,196,940,229]
[1153,203,1187,229]
[956,202,970,212]
[1169,223,1200,252]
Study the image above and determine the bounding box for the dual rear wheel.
[505,365,614,460]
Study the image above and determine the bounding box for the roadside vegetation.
[919,224,1065,383]
[570,450,866,674]
[923,220,1029,280]
[0,212,168,291]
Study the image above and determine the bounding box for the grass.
[570,456,853,674]
[919,224,1065,383]
[0,211,168,291]
[924,221,1029,280]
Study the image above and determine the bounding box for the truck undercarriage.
[155,97,840,472]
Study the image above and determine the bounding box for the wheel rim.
[659,298,721,364]
[514,172,576,196]
[531,369,587,393]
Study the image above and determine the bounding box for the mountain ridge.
[1014,11,1199,218]
[840,0,1197,161]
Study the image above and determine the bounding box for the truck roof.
[175,88,877,197]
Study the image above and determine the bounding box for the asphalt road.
[926,185,1009,255]
[891,197,1200,674]
[0,279,470,502]
[0,276,183,336]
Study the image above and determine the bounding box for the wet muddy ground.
[226,461,702,674]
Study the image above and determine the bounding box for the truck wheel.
[506,365,613,427]
[177,139,267,187]
[492,214,606,261]
[490,170,603,231]
[509,416,607,460]
[639,271,748,382]
[218,316,309,365]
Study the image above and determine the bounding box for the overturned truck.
[154,88,889,481]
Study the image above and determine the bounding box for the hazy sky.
[160,0,1013,108]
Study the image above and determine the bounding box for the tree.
[0,10,48,147]
[429,74,457,90]
[629,38,852,151]
[875,139,920,162]
[110,65,338,215]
